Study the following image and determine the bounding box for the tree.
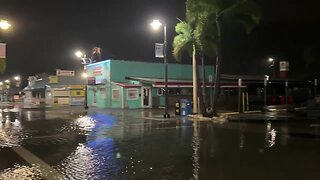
[172,21,200,114]
[173,0,216,116]
[194,0,261,115]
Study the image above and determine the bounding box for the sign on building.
[93,66,103,76]
[0,43,6,59]
[49,76,58,84]
[56,69,75,76]
[155,43,164,58]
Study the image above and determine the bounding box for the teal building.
[85,60,215,109]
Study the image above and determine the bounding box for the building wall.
[85,60,215,109]
[110,60,215,82]
[123,88,141,108]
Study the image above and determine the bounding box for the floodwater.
[0,107,320,180]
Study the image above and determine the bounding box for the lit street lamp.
[268,58,276,77]
[0,20,11,30]
[150,19,170,118]
[75,50,92,65]
[75,50,91,110]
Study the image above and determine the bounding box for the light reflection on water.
[2,109,320,179]
[0,164,42,180]
[56,113,119,179]
[0,116,27,149]
[191,121,200,180]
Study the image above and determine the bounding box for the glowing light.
[150,20,162,30]
[75,51,83,58]
[14,76,20,81]
[82,72,88,78]
[0,82,3,86]
[0,20,11,30]
[268,58,274,62]
[4,80,10,83]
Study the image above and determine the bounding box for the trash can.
[180,99,192,116]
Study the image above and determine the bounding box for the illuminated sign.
[93,66,103,76]
[56,69,75,76]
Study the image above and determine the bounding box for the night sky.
[0,0,320,83]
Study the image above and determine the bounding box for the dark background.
[0,0,320,84]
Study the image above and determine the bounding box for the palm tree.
[173,21,200,114]
[193,0,261,115]
[173,0,216,116]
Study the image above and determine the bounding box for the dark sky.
[0,0,320,82]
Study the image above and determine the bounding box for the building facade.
[23,70,85,107]
[85,60,215,109]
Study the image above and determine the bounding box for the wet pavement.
[0,106,320,179]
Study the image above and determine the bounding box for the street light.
[75,51,91,110]
[74,50,92,65]
[150,19,170,118]
[0,20,11,30]
[268,58,276,78]
[14,76,20,81]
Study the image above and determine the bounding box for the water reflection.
[265,122,278,148]
[0,110,24,148]
[192,121,200,180]
[0,164,42,179]
[57,113,119,179]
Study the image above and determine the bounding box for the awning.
[126,77,244,88]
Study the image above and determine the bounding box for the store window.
[127,88,139,100]
[112,89,120,101]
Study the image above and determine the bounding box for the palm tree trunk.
[201,54,207,107]
[192,43,198,114]
[212,10,222,116]
[196,59,208,117]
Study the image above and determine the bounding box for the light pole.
[263,75,269,111]
[150,19,170,118]
[82,72,89,110]
[75,50,92,110]
[268,58,276,78]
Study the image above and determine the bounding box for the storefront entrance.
[142,87,151,108]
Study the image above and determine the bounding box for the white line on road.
[12,146,64,180]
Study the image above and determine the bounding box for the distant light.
[75,51,83,58]
[48,93,52,97]
[5,80,10,83]
[0,20,11,30]
[14,76,20,81]
[268,58,274,62]
[0,82,3,85]
[116,152,121,159]
[150,20,162,30]
[82,72,88,78]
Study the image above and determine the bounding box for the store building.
[85,60,215,109]
[23,70,85,106]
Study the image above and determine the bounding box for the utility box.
[180,99,192,116]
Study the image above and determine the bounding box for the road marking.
[12,146,64,180]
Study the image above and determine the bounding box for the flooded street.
[1,107,320,179]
